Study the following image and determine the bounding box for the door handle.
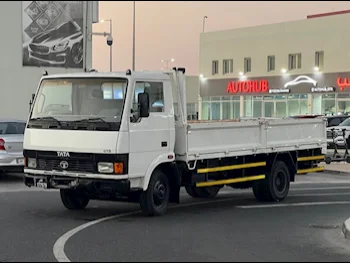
[161,141,167,147]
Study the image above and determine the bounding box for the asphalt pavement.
[1,172,350,262]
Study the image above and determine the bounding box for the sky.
[92,1,350,75]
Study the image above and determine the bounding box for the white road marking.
[53,196,238,262]
[52,189,350,262]
[53,211,140,262]
[290,186,350,191]
[290,193,350,197]
[237,201,350,209]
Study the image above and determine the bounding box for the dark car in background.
[324,115,349,127]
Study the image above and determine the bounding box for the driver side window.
[132,81,164,113]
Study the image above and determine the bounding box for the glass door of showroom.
[264,101,287,117]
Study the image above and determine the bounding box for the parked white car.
[326,117,350,147]
[0,119,26,173]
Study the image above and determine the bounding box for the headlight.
[98,162,114,174]
[52,40,69,52]
[28,158,37,168]
[98,162,124,174]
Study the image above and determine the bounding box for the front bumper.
[327,137,346,147]
[28,47,67,66]
[24,171,131,192]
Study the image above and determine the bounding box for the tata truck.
[23,68,327,216]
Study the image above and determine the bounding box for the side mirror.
[138,92,150,118]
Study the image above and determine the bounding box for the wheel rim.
[274,171,287,193]
[153,180,167,207]
[72,45,83,64]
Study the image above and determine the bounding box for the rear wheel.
[325,156,332,164]
[60,189,90,210]
[253,161,290,202]
[139,169,170,216]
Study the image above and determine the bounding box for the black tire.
[325,157,332,164]
[60,189,90,210]
[185,185,220,198]
[346,156,350,164]
[196,186,221,198]
[185,185,200,198]
[253,161,290,202]
[139,169,170,216]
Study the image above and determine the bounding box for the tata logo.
[59,161,69,169]
[57,151,70,158]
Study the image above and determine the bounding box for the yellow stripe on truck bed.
[196,174,266,188]
[297,155,325,162]
[297,166,324,174]
[197,162,266,174]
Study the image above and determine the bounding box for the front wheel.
[60,189,90,210]
[253,161,290,202]
[139,169,170,216]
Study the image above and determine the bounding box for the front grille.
[29,44,50,54]
[37,159,95,173]
[327,130,333,139]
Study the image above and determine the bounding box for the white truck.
[23,68,327,216]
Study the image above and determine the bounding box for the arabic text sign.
[337,77,350,91]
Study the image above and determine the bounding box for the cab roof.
[41,70,172,81]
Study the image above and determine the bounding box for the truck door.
[129,80,171,180]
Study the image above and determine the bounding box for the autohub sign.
[226,79,269,94]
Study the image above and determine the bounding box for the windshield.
[339,117,350,126]
[30,78,128,125]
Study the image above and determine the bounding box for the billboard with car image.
[22,1,84,68]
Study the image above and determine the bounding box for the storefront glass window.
[211,102,221,120]
[288,100,299,116]
[337,93,350,114]
[233,101,240,118]
[222,101,231,120]
[300,100,308,115]
[322,94,336,115]
[202,102,210,120]
[312,94,322,114]
[276,101,287,117]
[244,96,252,117]
[253,100,262,117]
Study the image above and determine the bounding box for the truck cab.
[24,69,184,216]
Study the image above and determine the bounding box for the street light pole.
[132,1,136,71]
[203,15,207,33]
[109,20,112,72]
[101,19,113,72]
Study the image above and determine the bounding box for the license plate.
[17,158,24,165]
[36,179,47,189]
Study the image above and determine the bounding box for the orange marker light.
[114,162,124,174]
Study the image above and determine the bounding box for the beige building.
[198,10,350,120]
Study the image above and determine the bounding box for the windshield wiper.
[30,116,62,125]
[72,117,112,128]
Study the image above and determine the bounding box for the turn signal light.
[114,162,124,174]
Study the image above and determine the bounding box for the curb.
[323,168,350,176]
[324,169,350,176]
[342,218,350,240]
